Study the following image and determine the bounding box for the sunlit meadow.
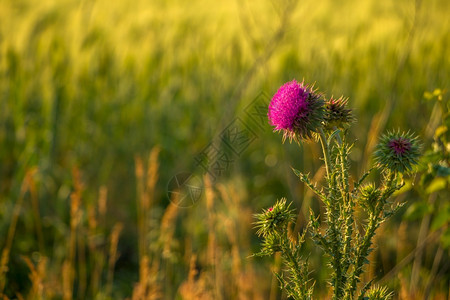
[0,0,449,299]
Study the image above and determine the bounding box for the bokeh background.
[0,0,449,299]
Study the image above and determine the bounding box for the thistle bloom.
[374,130,421,173]
[268,80,325,142]
[324,96,354,130]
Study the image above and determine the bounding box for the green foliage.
[404,201,433,221]
[413,90,450,248]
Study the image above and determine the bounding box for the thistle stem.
[344,214,378,299]
[318,127,344,299]
[345,171,398,299]
[318,128,332,179]
[338,137,354,276]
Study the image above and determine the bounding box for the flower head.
[268,80,325,142]
[374,130,421,173]
[324,96,354,130]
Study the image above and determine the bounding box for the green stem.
[344,214,378,299]
[318,128,343,299]
[345,172,398,299]
[282,231,309,299]
[318,128,333,179]
[340,139,354,276]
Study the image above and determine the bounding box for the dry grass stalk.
[26,171,44,253]
[106,223,123,297]
[131,147,161,300]
[228,221,250,300]
[218,183,256,300]
[178,255,213,300]
[160,202,179,259]
[362,111,384,172]
[98,185,108,224]
[135,154,146,261]
[130,255,161,300]
[203,175,223,300]
[22,255,48,299]
[78,221,87,299]
[135,147,160,264]
[74,184,87,299]
[62,260,72,300]
[87,204,97,241]
[86,186,108,298]
[62,168,83,300]
[398,273,415,300]
[146,147,160,208]
[0,167,37,297]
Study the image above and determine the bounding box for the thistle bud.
[366,285,393,300]
[254,198,295,238]
[359,183,381,212]
[374,130,421,173]
[324,96,354,130]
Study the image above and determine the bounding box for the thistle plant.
[255,79,421,299]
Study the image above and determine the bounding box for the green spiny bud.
[324,96,354,130]
[360,183,381,212]
[374,130,421,173]
[254,198,295,238]
[365,285,393,300]
[261,234,281,255]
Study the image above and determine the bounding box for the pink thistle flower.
[388,137,411,155]
[268,80,325,143]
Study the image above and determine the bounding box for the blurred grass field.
[0,0,449,299]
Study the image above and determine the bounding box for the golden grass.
[0,165,128,299]
[0,146,447,299]
[132,147,162,300]
[106,223,123,298]
[22,255,47,300]
[178,255,212,300]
